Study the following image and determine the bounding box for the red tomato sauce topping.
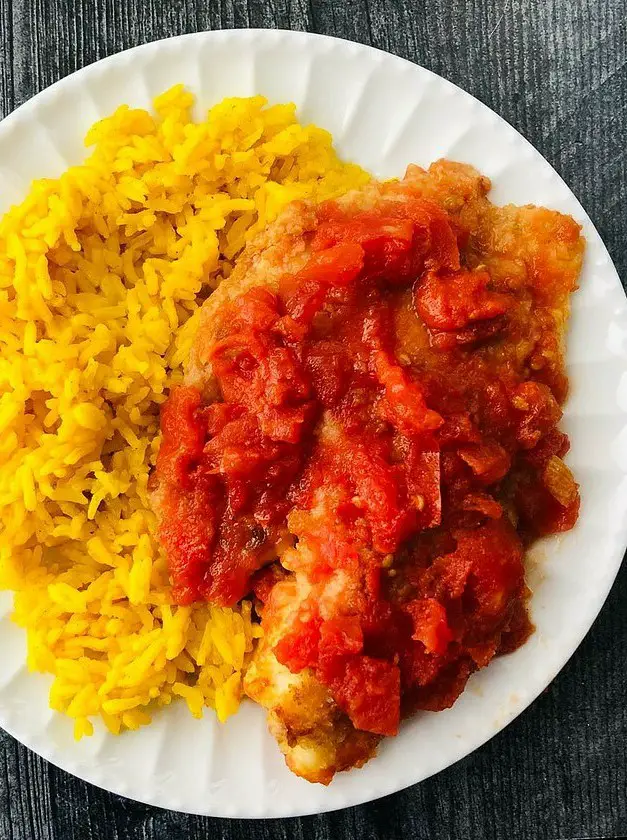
[156,196,579,736]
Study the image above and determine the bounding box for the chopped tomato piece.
[511,381,562,449]
[414,268,510,332]
[460,493,503,520]
[312,214,416,281]
[451,521,525,634]
[515,470,580,537]
[404,598,453,655]
[281,242,364,324]
[158,386,205,488]
[274,613,322,673]
[304,341,350,407]
[333,656,401,736]
[458,440,511,484]
[231,286,281,332]
[317,615,365,682]
[403,443,442,530]
[371,349,443,434]
[313,214,414,252]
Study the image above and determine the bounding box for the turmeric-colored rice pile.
[0,86,368,738]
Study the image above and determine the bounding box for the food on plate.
[154,160,584,782]
[0,79,583,778]
[0,87,367,738]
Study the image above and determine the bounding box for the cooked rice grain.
[0,87,368,736]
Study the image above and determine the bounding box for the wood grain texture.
[1,1,626,838]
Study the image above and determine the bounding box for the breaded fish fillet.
[160,161,583,784]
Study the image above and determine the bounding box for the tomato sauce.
[156,196,579,736]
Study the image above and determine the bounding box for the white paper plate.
[0,29,625,819]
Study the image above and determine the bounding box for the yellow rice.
[0,86,368,738]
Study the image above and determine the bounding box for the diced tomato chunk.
[451,521,525,632]
[372,349,444,435]
[414,268,510,332]
[312,215,416,282]
[333,656,401,736]
[158,385,205,487]
[304,341,350,407]
[404,598,453,655]
[281,242,364,324]
[274,613,322,673]
[317,615,365,682]
[231,286,281,331]
[511,381,562,449]
[515,471,580,537]
[458,440,511,484]
[461,492,503,520]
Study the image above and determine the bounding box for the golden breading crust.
[244,575,380,785]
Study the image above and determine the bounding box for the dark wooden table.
[0,2,625,838]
